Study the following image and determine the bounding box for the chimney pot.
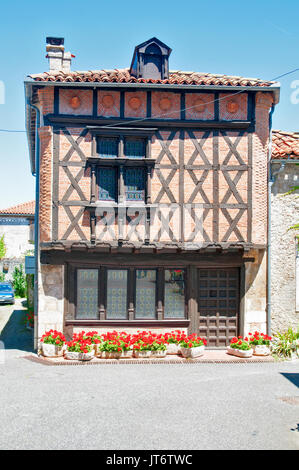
[46,37,64,46]
[46,37,72,73]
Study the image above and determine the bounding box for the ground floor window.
[76,269,98,319]
[75,267,186,320]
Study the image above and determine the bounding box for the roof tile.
[0,200,35,216]
[272,130,299,160]
[28,68,275,87]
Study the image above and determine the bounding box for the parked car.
[0,282,15,305]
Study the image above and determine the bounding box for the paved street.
[0,303,298,450]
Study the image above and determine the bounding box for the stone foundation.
[36,264,64,343]
[244,249,267,334]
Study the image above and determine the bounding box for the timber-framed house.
[25,37,280,347]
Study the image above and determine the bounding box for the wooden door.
[197,268,239,347]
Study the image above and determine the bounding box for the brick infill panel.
[24,352,275,366]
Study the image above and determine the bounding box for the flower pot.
[180,345,205,358]
[166,343,180,355]
[41,342,65,358]
[120,350,133,359]
[227,346,253,358]
[65,349,95,361]
[253,345,271,356]
[93,343,102,357]
[133,350,151,358]
[100,351,122,359]
[151,349,167,358]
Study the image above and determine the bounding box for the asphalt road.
[0,302,298,450]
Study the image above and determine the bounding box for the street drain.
[278,396,299,405]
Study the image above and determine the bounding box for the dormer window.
[130,37,172,80]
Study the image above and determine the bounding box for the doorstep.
[23,350,275,366]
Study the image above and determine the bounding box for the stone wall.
[36,264,64,341]
[0,221,33,259]
[244,248,267,334]
[271,162,299,333]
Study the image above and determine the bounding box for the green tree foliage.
[12,264,26,297]
[0,235,6,260]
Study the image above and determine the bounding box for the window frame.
[134,268,158,320]
[72,265,187,322]
[88,129,156,206]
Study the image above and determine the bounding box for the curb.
[23,354,275,366]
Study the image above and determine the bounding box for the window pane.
[135,269,156,319]
[97,137,118,158]
[164,269,185,318]
[124,138,145,159]
[106,269,128,319]
[124,168,145,201]
[98,167,117,201]
[76,269,98,319]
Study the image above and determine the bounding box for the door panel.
[197,268,239,347]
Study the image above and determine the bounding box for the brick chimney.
[46,37,73,73]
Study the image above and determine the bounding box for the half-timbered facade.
[25,37,280,347]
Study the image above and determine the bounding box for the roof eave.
[24,78,280,96]
[0,213,34,217]
[271,158,299,163]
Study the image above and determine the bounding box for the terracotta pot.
[253,345,271,356]
[100,351,122,359]
[227,346,253,358]
[120,350,133,358]
[133,350,151,358]
[41,342,65,358]
[151,349,167,358]
[65,349,95,361]
[180,345,205,358]
[93,343,102,357]
[166,343,180,355]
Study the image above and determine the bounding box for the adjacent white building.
[0,201,35,279]
[271,130,299,332]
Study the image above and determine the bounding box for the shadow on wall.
[244,248,266,296]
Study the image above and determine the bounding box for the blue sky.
[0,0,298,209]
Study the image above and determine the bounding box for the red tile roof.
[28,68,275,87]
[0,200,35,216]
[272,130,299,160]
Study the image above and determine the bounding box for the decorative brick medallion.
[159,97,172,111]
[102,94,115,109]
[70,96,81,109]
[226,100,239,114]
[128,96,141,110]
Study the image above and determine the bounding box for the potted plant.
[119,333,133,358]
[84,331,102,356]
[65,332,95,361]
[227,337,253,358]
[179,334,206,358]
[248,331,272,356]
[150,336,167,358]
[98,331,131,359]
[40,330,66,357]
[272,327,299,360]
[132,331,153,358]
[164,330,184,355]
[100,340,124,359]
[133,342,152,358]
